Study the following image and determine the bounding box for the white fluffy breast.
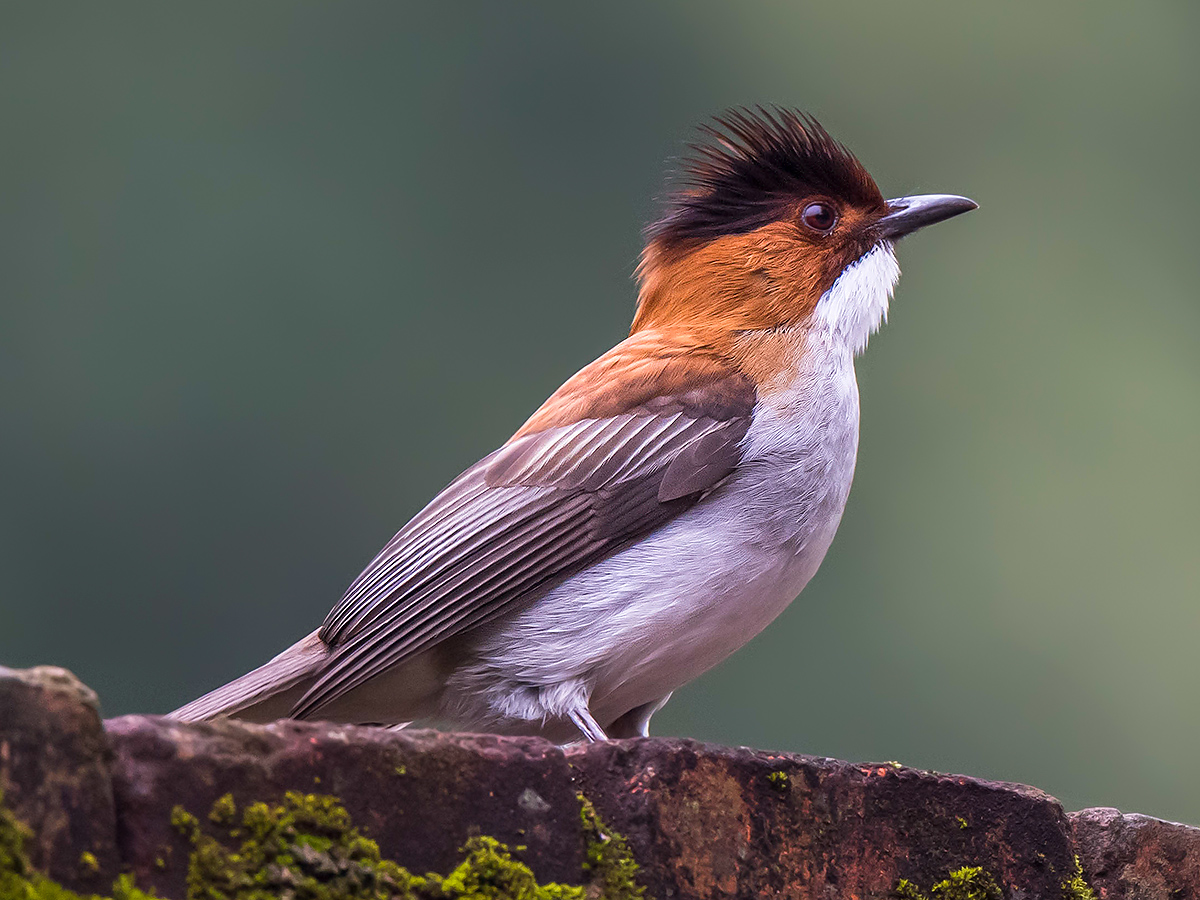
[812,241,900,355]
[452,326,872,733]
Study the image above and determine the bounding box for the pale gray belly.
[440,338,863,732]
[446,409,860,729]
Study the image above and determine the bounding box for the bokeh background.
[2,3,1197,824]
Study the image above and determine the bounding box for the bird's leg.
[568,707,610,742]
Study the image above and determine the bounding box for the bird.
[172,108,976,743]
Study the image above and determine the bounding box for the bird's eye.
[800,201,838,233]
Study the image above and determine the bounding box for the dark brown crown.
[646,108,886,250]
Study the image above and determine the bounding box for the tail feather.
[170,630,327,723]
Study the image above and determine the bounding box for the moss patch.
[577,796,644,900]
[1061,856,1097,900]
[5,787,647,900]
[173,791,645,900]
[894,866,1002,900]
[173,791,579,899]
[0,789,162,899]
[895,861,1099,900]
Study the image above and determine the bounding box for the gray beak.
[878,193,978,240]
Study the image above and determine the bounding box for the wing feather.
[293,332,758,720]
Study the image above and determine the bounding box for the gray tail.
[169,630,327,723]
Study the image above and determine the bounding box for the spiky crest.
[646,107,885,251]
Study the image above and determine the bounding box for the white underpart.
[439,241,904,740]
[813,241,900,356]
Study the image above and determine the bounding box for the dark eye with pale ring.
[800,201,837,233]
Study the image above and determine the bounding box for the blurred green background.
[1,3,1197,824]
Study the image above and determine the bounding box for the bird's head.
[633,109,976,354]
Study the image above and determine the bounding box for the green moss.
[896,855,1099,900]
[1061,856,1097,900]
[0,789,164,899]
[894,866,1002,900]
[438,836,583,900]
[6,787,647,900]
[766,771,789,793]
[171,806,199,837]
[174,791,645,900]
[174,791,427,900]
[112,874,164,900]
[895,879,927,900]
[206,795,237,828]
[577,795,644,900]
[897,857,1098,900]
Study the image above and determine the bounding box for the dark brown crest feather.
[647,107,885,250]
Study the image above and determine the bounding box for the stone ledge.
[2,665,1197,899]
[1070,807,1200,899]
[0,664,120,894]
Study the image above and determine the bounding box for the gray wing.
[292,407,751,718]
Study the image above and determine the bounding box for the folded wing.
[293,329,756,719]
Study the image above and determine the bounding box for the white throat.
[812,242,900,355]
